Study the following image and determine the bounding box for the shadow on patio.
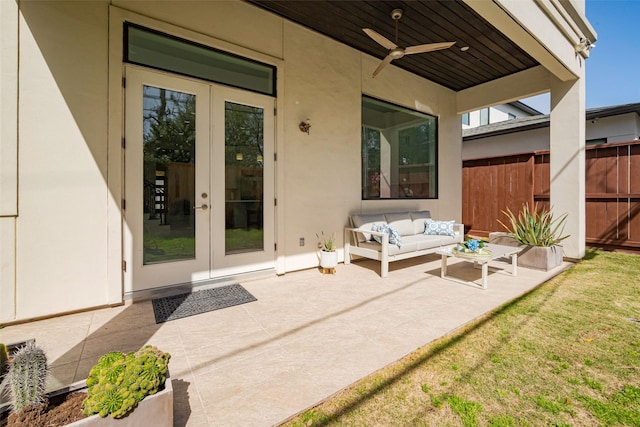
[0,254,571,426]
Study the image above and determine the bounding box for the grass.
[143,227,264,263]
[281,250,640,426]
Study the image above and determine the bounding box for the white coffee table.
[436,243,523,289]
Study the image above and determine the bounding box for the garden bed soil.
[4,392,87,427]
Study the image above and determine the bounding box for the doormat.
[151,284,257,324]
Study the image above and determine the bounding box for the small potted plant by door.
[493,202,569,271]
[317,231,337,274]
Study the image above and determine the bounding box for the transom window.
[361,96,438,199]
[125,23,276,96]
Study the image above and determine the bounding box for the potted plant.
[316,231,337,274]
[493,202,569,271]
[1,344,173,427]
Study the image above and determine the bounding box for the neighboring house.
[462,101,542,129]
[0,1,595,322]
[462,103,640,160]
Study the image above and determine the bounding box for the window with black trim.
[462,112,470,126]
[586,138,607,146]
[125,23,276,96]
[362,96,438,199]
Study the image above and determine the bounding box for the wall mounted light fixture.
[299,118,311,134]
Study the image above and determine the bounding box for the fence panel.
[463,140,640,251]
[462,154,533,237]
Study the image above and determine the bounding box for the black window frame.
[361,95,439,200]
[124,22,277,97]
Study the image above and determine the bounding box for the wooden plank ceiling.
[246,0,540,91]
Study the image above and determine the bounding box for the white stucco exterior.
[587,112,640,143]
[462,103,538,129]
[0,0,595,322]
[462,108,640,161]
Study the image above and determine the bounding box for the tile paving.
[0,255,571,426]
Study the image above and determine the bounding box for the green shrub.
[499,202,569,247]
[82,345,171,419]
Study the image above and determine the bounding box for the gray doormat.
[152,284,257,324]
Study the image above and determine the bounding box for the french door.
[124,67,275,293]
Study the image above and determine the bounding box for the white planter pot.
[66,370,173,427]
[319,250,338,268]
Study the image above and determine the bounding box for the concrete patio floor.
[0,254,572,426]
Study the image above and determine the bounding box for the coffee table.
[435,243,523,289]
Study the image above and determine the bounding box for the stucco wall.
[15,1,109,319]
[463,112,640,161]
[6,0,460,320]
[586,113,640,143]
[462,127,549,160]
[281,22,460,271]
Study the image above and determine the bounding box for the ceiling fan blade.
[404,41,456,55]
[372,55,394,78]
[363,28,397,50]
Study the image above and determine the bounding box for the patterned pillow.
[424,219,455,237]
[371,224,403,247]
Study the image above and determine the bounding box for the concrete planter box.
[64,370,173,427]
[489,232,564,271]
[0,370,173,426]
[0,343,172,426]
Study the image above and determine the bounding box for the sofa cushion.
[424,219,456,237]
[402,234,444,250]
[351,213,387,242]
[410,210,431,234]
[384,212,414,236]
[371,224,402,247]
[359,240,418,256]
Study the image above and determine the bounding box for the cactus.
[82,345,170,419]
[0,343,8,377]
[7,342,49,413]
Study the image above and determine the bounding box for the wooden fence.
[462,140,640,251]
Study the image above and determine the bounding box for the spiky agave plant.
[7,342,49,413]
[499,202,570,247]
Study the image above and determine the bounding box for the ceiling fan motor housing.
[390,48,405,59]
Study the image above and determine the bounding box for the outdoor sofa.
[344,211,464,277]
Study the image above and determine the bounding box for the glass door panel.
[142,86,197,264]
[211,87,275,276]
[225,102,265,254]
[124,67,210,293]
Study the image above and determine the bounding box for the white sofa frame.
[343,221,464,278]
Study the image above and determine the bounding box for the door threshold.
[124,268,276,303]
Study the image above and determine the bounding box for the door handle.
[193,204,209,211]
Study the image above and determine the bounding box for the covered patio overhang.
[248,0,596,260]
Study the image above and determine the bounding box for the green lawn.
[143,228,264,263]
[283,250,640,427]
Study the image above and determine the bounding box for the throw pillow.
[371,224,403,247]
[424,219,455,237]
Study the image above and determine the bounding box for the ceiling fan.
[363,8,456,78]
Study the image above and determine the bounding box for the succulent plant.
[7,342,49,413]
[82,345,170,418]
